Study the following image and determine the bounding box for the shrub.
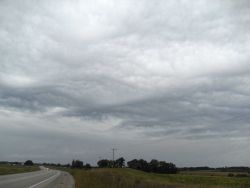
[235,174,248,178]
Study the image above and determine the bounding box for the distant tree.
[115,157,125,168]
[127,159,148,171]
[127,159,138,169]
[71,160,84,168]
[64,163,71,168]
[84,163,92,169]
[97,159,112,168]
[166,162,178,174]
[149,159,159,172]
[138,159,148,171]
[127,159,177,174]
[24,160,34,166]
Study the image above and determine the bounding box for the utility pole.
[112,148,117,167]
[112,148,117,161]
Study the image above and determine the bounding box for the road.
[0,167,74,188]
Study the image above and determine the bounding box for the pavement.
[0,167,75,188]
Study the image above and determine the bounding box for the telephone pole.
[112,148,117,161]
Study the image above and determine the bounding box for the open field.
[66,168,250,188]
[0,164,39,175]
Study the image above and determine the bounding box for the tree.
[84,163,92,169]
[97,159,112,168]
[71,160,84,168]
[127,159,148,171]
[127,159,178,174]
[24,160,34,166]
[138,159,148,171]
[115,157,125,168]
[149,159,159,172]
[127,159,139,169]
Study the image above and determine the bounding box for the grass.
[0,164,39,175]
[65,168,250,188]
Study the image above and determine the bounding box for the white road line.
[0,171,51,185]
[28,171,61,188]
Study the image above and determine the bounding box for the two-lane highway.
[0,167,74,188]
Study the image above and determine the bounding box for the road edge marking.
[28,171,60,188]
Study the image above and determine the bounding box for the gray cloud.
[0,0,250,166]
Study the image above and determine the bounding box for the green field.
[67,168,250,188]
[0,164,39,175]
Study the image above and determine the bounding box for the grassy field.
[0,164,39,175]
[66,168,250,188]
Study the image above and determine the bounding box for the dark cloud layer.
[0,0,250,166]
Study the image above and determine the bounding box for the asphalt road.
[0,167,74,188]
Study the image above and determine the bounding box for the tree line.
[180,166,250,173]
[127,159,178,174]
[71,160,91,169]
[97,157,125,168]
[97,158,178,174]
[3,160,250,175]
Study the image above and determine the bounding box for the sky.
[0,0,250,167]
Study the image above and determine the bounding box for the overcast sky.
[0,0,250,167]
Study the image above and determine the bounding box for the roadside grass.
[66,168,250,188]
[0,164,39,175]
